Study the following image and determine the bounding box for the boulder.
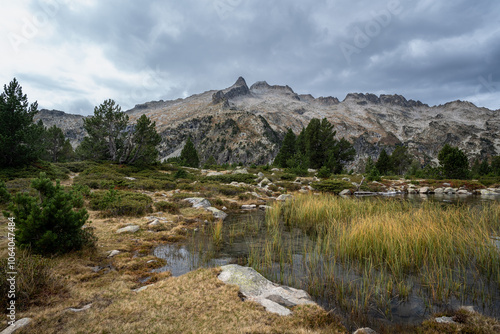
[435,316,457,324]
[339,189,352,196]
[108,250,121,258]
[116,225,140,234]
[218,265,316,316]
[271,168,281,172]
[0,318,32,334]
[184,197,212,208]
[207,171,224,177]
[232,168,248,174]
[307,169,317,173]
[353,328,378,334]
[434,187,444,194]
[419,187,430,194]
[259,205,272,210]
[481,189,499,195]
[257,172,264,178]
[67,303,92,313]
[124,176,137,181]
[298,189,309,194]
[444,187,456,194]
[241,204,257,210]
[276,194,293,201]
[457,189,470,195]
[206,207,228,220]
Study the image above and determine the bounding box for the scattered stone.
[353,328,378,334]
[457,189,470,195]
[108,250,121,258]
[132,284,155,293]
[298,189,309,194]
[206,207,228,220]
[222,206,227,211]
[241,204,257,210]
[419,187,430,194]
[184,197,212,208]
[259,205,272,210]
[276,194,293,201]
[480,189,498,195]
[258,172,264,178]
[459,305,475,313]
[148,219,161,227]
[342,177,350,182]
[260,177,271,185]
[218,265,316,316]
[444,187,456,194]
[434,187,444,194]
[250,192,263,198]
[443,183,451,187]
[307,168,317,173]
[116,225,140,234]
[271,168,281,172]
[435,316,457,324]
[207,171,223,176]
[339,189,352,196]
[232,168,248,174]
[0,318,32,334]
[124,176,137,181]
[67,303,93,313]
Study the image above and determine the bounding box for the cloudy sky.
[1,0,499,115]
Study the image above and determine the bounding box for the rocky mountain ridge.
[35,77,499,170]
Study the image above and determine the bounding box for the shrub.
[280,173,296,181]
[0,180,10,204]
[89,190,153,217]
[155,201,180,214]
[74,165,123,189]
[275,181,301,192]
[4,173,92,255]
[204,173,257,184]
[311,180,353,194]
[174,169,189,179]
[479,176,500,187]
[367,166,381,182]
[0,249,65,312]
[55,161,99,173]
[0,161,70,181]
[317,166,331,179]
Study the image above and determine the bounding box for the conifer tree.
[180,137,199,168]
[273,128,296,168]
[375,148,391,175]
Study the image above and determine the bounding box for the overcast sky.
[1,0,499,115]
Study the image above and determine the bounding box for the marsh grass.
[249,194,500,324]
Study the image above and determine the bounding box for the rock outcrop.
[36,77,500,170]
[218,264,316,316]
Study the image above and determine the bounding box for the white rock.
[353,328,378,334]
[184,197,212,208]
[108,250,121,257]
[0,318,32,334]
[307,168,317,173]
[276,194,293,201]
[207,171,223,176]
[124,177,137,181]
[241,204,257,210]
[68,303,92,313]
[222,206,227,211]
[148,219,160,226]
[434,187,444,194]
[339,189,352,196]
[419,187,430,194]
[218,265,316,316]
[271,168,281,172]
[258,172,264,178]
[298,189,309,194]
[232,168,248,174]
[444,187,456,194]
[457,189,470,195]
[206,207,228,220]
[116,225,140,234]
[259,205,272,210]
[133,284,155,292]
[435,316,457,324]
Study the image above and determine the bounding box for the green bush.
[275,181,301,192]
[479,176,500,187]
[204,173,257,184]
[74,165,123,189]
[0,249,65,312]
[89,190,153,217]
[155,201,180,214]
[312,180,353,194]
[55,161,99,173]
[4,173,93,255]
[317,166,331,179]
[280,173,296,181]
[174,169,189,179]
[0,180,10,204]
[0,161,70,181]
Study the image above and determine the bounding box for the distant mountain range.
[35,77,500,170]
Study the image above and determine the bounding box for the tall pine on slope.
[180,137,199,168]
[273,128,296,168]
[0,78,44,167]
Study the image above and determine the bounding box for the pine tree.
[375,149,391,175]
[273,128,296,168]
[118,114,161,164]
[180,137,199,168]
[492,156,500,176]
[0,78,43,166]
[438,144,469,179]
[42,125,74,162]
[390,145,412,175]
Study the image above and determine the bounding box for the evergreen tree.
[42,125,74,162]
[478,159,491,176]
[365,156,375,174]
[273,128,296,168]
[375,148,391,175]
[77,100,160,164]
[180,137,199,168]
[492,156,500,176]
[438,144,469,179]
[327,138,356,174]
[390,145,413,175]
[0,78,43,167]
[296,127,306,156]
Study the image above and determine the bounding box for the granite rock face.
[218,264,317,316]
[37,77,500,170]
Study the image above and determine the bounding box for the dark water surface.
[153,194,500,327]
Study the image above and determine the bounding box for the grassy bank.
[249,194,500,329]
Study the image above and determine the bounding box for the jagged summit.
[35,77,500,169]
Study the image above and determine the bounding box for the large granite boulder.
[218,264,316,316]
[206,207,228,220]
[184,197,212,209]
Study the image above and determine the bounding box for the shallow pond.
[153,194,500,328]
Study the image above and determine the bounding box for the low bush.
[0,180,10,204]
[0,161,70,181]
[312,179,353,194]
[204,173,257,184]
[155,201,180,214]
[55,160,99,173]
[275,181,301,192]
[317,166,331,179]
[4,173,93,255]
[0,249,66,312]
[280,173,296,181]
[89,190,153,217]
[479,176,500,187]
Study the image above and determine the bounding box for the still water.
[153,194,500,327]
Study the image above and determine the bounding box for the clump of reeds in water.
[250,194,500,321]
